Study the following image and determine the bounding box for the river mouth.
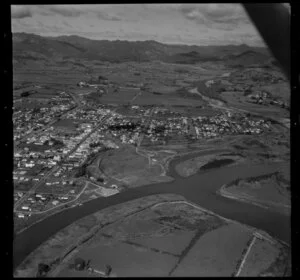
[13,151,290,270]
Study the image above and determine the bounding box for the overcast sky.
[11,4,288,46]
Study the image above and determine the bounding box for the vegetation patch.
[200,158,235,171]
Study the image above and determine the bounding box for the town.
[12,5,291,277]
[13,83,273,222]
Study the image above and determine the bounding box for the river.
[13,151,290,270]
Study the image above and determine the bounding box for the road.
[14,112,112,212]
[14,182,88,215]
[130,91,142,103]
[136,107,155,147]
[14,165,60,211]
[15,92,80,147]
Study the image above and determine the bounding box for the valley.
[12,32,290,277]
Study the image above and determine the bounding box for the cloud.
[32,5,124,21]
[45,6,83,17]
[63,20,72,28]
[96,11,122,21]
[11,6,32,19]
[178,4,249,30]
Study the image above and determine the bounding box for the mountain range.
[12,32,273,66]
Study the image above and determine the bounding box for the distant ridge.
[13,32,272,66]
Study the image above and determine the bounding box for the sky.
[10,4,290,46]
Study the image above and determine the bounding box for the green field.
[133,92,205,107]
[53,119,82,130]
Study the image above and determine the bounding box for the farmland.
[14,195,289,277]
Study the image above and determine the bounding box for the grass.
[221,169,290,212]
[195,80,226,103]
[133,93,205,107]
[53,119,81,130]
[57,201,226,277]
[171,224,252,276]
[14,194,184,277]
[15,194,289,277]
[100,146,149,177]
[260,82,290,101]
[92,145,173,188]
[238,238,281,277]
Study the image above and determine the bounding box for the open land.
[13,195,290,277]
[219,168,290,215]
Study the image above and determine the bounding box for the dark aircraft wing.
[243,3,290,79]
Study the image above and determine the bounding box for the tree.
[36,263,50,277]
[75,165,86,178]
[86,259,91,269]
[98,75,107,81]
[74,258,86,271]
[105,265,112,276]
[21,91,30,97]
[97,177,104,183]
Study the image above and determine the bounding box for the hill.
[12,32,272,66]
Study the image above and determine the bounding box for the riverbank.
[13,153,290,272]
[218,170,290,216]
[14,193,185,277]
[175,152,245,177]
[15,194,290,277]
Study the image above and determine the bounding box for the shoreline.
[15,194,290,277]
[14,194,185,277]
[14,153,290,272]
[15,147,288,237]
[218,183,291,214]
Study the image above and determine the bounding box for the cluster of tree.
[89,142,102,148]
[243,171,279,183]
[36,263,51,277]
[74,152,98,178]
[244,88,253,96]
[97,177,104,183]
[98,75,108,81]
[20,91,30,97]
[74,165,86,178]
[32,107,41,114]
[226,177,242,188]
[153,125,166,134]
[109,123,138,131]
[43,137,64,147]
[152,91,162,95]
[200,158,235,171]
